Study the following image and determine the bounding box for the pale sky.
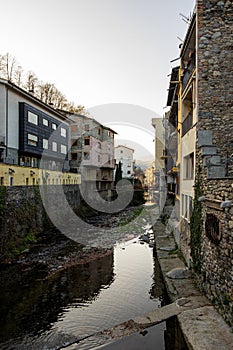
[0,0,196,160]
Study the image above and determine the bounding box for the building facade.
[115,145,134,178]
[0,79,81,186]
[152,118,166,209]
[0,79,70,171]
[70,114,116,193]
[165,0,233,326]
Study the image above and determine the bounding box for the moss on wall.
[190,171,203,273]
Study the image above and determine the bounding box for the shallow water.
[0,235,165,350]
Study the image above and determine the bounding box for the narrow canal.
[0,205,173,350]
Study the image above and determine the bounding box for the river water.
[0,206,168,350]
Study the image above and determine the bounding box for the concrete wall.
[0,164,81,186]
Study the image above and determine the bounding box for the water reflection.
[0,253,114,346]
[0,239,166,349]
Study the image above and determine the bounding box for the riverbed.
[0,205,167,350]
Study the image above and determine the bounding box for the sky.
[0,0,196,160]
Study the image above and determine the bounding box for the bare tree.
[14,65,23,87]
[0,53,17,81]
[25,71,38,93]
[0,52,87,113]
[5,53,16,81]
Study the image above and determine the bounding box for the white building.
[115,145,134,178]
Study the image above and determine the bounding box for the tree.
[14,65,23,87]
[0,53,17,81]
[25,71,38,93]
[0,52,87,114]
[115,162,122,185]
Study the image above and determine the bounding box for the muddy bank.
[1,229,113,278]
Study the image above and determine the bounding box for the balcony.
[182,113,193,137]
[181,56,195,91]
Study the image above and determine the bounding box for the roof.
[61,111,117,134]
[0,78,69,122]
[180,10,196,60]
[115,145,134,152]
[167,66,179,106]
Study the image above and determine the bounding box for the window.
[98,128,101,135]
[72,139,78,146]
[61,144,67,154]
[43,138,48,149]
[52,141,57,152]
[84,137,90,146]
[0,177,4,185]
[31,158,37,167]
[71,124,78,132]
[71,152,78,160]
[28,133,38,146]
[28,111,38,125]
[84,152,90,160]
[9,177,14,186]
[43,118,48,126]
[127,171,131,175]
[97,142,101,149]
[98,155,101,162]
[84,124,89,131]
[182,194,193,221]
[61,127,67,137]
[120,150,123,154]
[183,153,194,179]
[52,123,57,130]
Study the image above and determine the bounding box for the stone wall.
[197,0,233,169]
[195,0,233,327]
[0,185,81,259]
[196,179,233,326]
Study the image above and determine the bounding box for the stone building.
[165,0,233,326]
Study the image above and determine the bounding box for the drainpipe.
[5,85,8,159]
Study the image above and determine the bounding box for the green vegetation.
[0,186,6,229]
[190,169,203,273]
[114,162,122,185]
[160,213,169,225]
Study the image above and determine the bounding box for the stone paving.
[153,220,233,350]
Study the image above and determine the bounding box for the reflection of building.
[115,145,134,178]
[152,118,165,209]
[70,114,116,192]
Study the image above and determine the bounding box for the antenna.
[179,13,190,23]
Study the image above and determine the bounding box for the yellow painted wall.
[0,164,81,186]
